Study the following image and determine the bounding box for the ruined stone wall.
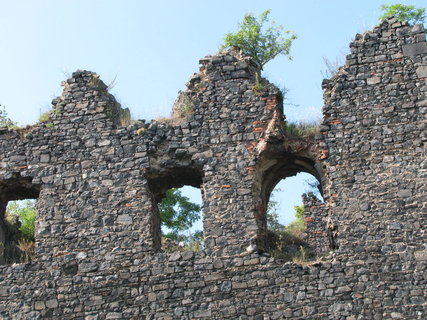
[302,193,332,255]
[0,17,426,319]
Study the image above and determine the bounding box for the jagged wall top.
[50,70,131,128]
[0,17,425,319]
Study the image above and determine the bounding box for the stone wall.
[0,17,426,319]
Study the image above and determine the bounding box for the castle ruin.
[0,17,426,319]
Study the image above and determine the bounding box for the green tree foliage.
[265,199,309,261]
[220,9,297,69]
[159,188,201,240]
[0,105,17,129]
[287,205,305,233]
[379,4,425,24]
[6,200,36,242]
[266,189,284,232]
[266,187,306,233]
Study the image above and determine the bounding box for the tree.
[0,105,17,129]
[6,200,36,242]
[220,9,297,69]
[287,205,305,233]
[266,189,284,232]
[379,4,425,24]
[266,188,306,234]
[159,188,201,240]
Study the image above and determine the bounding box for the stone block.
[367,77,381,85]
[414,250,427,261]
[34,301,45,310]
[402,42,427,57]
[416,66,427,78]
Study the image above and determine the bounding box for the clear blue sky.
[1,1,425,228]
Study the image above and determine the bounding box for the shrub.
[283,121,319,139]
[379,4,425,24]
[220,9,297,69]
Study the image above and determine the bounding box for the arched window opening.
[0,175,40,265]
[255,152,327,262]
[265,172,323,262]
[159,186,203,252]
[268,172,323,227]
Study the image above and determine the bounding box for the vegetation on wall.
[283,121,320,140]
[379,4,425,24]
[220,9,297,69]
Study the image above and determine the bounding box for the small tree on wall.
[220,9,297,69]
[379,4,425,24]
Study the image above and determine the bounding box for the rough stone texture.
[301,193,333,255]
[0,17,426,319]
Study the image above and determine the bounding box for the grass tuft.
[283,121,319,139]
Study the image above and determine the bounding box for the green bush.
[283,121,319,139]
[379,4,425,24]
[38,112,51,123]
[220,9,296,69]
[6,200,36,242]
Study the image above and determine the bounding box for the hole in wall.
[0,174,40,265]
[265,172,323,262]
[159,186,203,252]
[269,172,323,228]
[256,153,325,261]
[146,167,204,252]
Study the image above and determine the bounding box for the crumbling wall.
[0,17,425,319]
[302,193,333,255]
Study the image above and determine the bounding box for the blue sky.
[1,1,425,229]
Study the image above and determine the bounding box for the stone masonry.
[0,17,426,319]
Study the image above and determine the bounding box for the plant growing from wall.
[283,121,320,139]
[252,73,265,95]
[220,9,297,69]
[379,4,425,24]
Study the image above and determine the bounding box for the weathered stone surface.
[416,65,427,78]
[0,17,425,319]
[402,42,427,57]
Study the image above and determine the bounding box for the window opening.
[2,200,37,264]
[0,175,40,265]
[159,186,203,252]
[145,167,204,253]
[265,172,323,262]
